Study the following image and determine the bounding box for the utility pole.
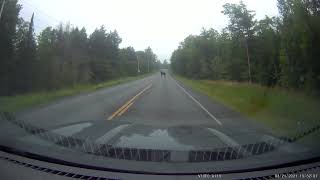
[147,55,149,73]
[245,37,252,84]
[0,0,6,21]
[137,55,140,73]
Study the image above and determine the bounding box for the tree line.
[0,0,161,96]
[171,0,320,93]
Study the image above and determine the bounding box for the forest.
[0,0,161,96]
[171,0,320,93]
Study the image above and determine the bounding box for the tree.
[222,1,256,83]
[144,47,157,73]
[252,16,280,86]
[69,27,90,84]
[37,27,58,89]
[14,13,37,93]
[0,0,159,96]
[119,47,138,76]
[89,26,113,82]
[171,0,320,93]
[277,0,320,91]
[0,0,21,95]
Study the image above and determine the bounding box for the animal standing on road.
[160,71,166,78]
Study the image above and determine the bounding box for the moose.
[160,70,166,78]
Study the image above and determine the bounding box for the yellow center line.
[107,84,152,120]
[117,102,134,117]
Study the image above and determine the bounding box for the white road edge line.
[173,79,222,126]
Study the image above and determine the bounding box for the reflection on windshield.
[116,129,195,150]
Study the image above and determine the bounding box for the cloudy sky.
[19,0,279,61]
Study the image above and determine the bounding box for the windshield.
[0,0,320,177]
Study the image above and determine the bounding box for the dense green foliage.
[171,0,320,92]
[0,0,161,96]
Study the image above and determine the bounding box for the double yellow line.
[107,84,152,120]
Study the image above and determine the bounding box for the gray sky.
[19,0,279,61]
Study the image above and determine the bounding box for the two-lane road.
[113,73,221,126]
[17,72,274,151]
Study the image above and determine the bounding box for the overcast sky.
[19,0,279,61]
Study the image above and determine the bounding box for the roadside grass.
[176,76,320,138]
[0,74,150,113]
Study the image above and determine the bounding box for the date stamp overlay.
[196,173,319,179]
[275,173,318,179]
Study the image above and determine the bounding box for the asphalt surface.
[17,71,275,151]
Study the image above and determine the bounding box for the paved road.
[17,72,274,151]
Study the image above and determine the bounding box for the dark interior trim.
[0,144,319,176]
